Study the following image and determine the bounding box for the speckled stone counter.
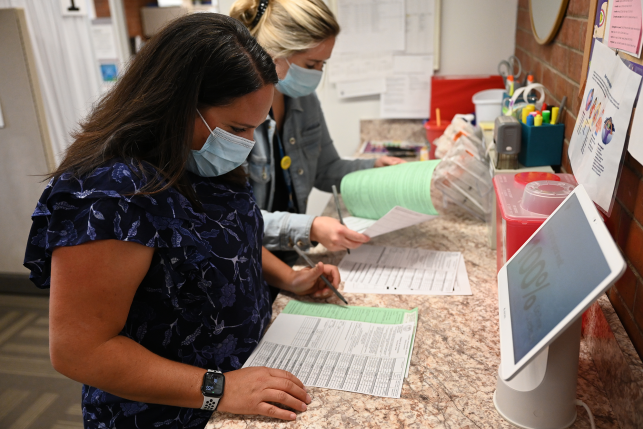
[207,191,624,429]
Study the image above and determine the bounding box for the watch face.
[202,372,224,397]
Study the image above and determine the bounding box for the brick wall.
[515,0,643,359]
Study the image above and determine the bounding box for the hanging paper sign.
[568,41,642,214]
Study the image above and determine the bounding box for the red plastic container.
[494,172,577,272]
[424,120,450,159]
[430,75,505,121]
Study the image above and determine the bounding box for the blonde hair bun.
[230,0,340,58]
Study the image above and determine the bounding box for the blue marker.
[526,115,535,126]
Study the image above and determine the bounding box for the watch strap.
[201,395,220,411]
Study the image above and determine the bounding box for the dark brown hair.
[49,13,278,201]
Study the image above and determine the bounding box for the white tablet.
[497,184,625,381]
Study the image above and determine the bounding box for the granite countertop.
[207,192,619,429]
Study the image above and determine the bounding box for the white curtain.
[0,0,103,165]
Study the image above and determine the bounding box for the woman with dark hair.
[23,13,337,428]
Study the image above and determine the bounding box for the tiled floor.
[0,294,83,428]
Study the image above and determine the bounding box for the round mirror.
[530,0,570,45]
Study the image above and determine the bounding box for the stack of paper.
[243,301,418,398]
[340,161,441,220]
[339,245,471,296]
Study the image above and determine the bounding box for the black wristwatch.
[200,369,225,411]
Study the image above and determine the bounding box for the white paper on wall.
[334,0,406,54]
[380,55,433,119]
[405,0,435,55]
[568,41,642,214]
[336,78,387,99]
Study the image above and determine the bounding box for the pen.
[331,185,350,254]
[293,244,348,305]
[556,96,567,124]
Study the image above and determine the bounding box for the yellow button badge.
[280,156,292,170]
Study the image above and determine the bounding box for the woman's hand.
[310,216,370,252]
[374,156,406,167]
[217,367,311,421]
[287,261,340,298]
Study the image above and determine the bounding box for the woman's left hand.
[288,262,340,299]
[374,156,406,167]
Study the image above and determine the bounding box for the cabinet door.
[0,9,53,288]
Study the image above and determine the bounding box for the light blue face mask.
[275,61,323,98]
[186,110,255,177]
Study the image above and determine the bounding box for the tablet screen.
[507,193,611,363]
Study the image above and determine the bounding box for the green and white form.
[243,301,418,398]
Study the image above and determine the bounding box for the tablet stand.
[493,317,581,429]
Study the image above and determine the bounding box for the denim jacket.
[248,93,375,251]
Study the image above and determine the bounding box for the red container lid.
[493,173,577,224]
[514,171,561,186]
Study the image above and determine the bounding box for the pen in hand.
[293,244,348,305]
[331,185,350,254]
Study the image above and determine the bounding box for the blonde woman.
[230,0,404,283]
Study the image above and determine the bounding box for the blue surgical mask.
[186,110,255,177]
[275,61,323,98]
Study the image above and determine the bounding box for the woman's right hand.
[217,367,311,421]
[310,216,370,252]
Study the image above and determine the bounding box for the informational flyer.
[569,41,642,213]
[607,0,643,57]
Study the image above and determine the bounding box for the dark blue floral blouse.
[24,159,272,429]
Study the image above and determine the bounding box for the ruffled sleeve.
[24,160,210,289]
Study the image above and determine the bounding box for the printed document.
[344,206,437,237]
[381,55,433,118]
[568,41,642,213]
[338,245,469,295]
[244,302,418,398]
[334,0,405,54]
[405,0,435,55]
[607,0,643,57]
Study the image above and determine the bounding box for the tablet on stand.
[494,185,625,429]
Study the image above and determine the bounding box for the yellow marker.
[534,115,543,126]
[525,104,535,114]
[522,109,529,124]
[280,155,292,170]
[550,107,559,124]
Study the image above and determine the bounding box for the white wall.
[439,0,518,75]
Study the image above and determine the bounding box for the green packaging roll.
[340,160,440,220]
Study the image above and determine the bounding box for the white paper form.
[328,52,394,84]
[337,78,387,99]
[381,55,433,119]
[344,206,437,237]
[405,0,435,55]
[334,0,406,54]
[243,313,415,398]
[338,245,461,295]
[568,41,642,213]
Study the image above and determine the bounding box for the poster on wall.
[568,41,642,214]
